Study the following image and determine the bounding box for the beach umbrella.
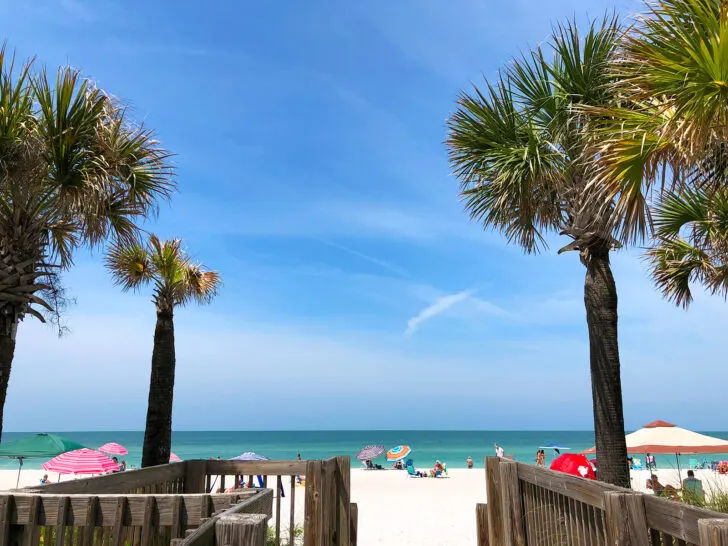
[98,442,128,455]
[386,445,411,462]
[539,443,570,455]
[550,454,596,480]
[583,420,728,479]
[169,452,182,462]
[0,433,85,487]
[356,444,385,461]
[42,448,119,475]
[230,452,269,461]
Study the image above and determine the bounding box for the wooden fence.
[477,456,728,546]
[19,456,357,546]
[0,489,267,546]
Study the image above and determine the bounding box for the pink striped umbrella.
[98,442,128,455]
[42,448,119,475]
[169,452,182,463]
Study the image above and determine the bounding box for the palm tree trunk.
[583,243,630,488]
[0,315,17,443]
[141,308,176,468]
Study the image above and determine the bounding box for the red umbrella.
[42,448,119,475]
[170,452,182,463]
[550,453,596,480]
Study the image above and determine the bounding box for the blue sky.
[2,0,725,432]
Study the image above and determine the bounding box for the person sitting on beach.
[40,474,50,485]
[111,457,120,473]
[682,470,705,503]
[119,460,127,472]
[647,474,664,496]
[495,444,504,458]
[467,456,473,469]
[430,460,444,477]
[393,460,404,470]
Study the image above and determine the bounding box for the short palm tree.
[447,17,633,487]
[646,186,728,308]
[106,235,220,467]
[0,49,173,440]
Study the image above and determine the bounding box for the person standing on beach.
[467,456,473,469]
[495,444,504,458]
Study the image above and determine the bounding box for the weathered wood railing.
[18,457,357,546]
[0,489,265,546]
[477,456,728,546]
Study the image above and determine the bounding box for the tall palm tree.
[0,49,173,440]
[646,186,728,307]
[106,235,220,467]
[447,17,633,487]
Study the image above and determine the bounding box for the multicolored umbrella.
[386,445,411,462]
[98,442,128,455]
[169,452,182,463]
[550,454,596,480]
[230,452,269,461]
[42,448,119,475]
[356,445,385,461]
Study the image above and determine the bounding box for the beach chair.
[689,458,699,469]
[406,459,425,478]
[632,458,643,471]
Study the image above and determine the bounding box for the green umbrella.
[0,433,85,487]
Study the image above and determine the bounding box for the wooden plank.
[110,497,127,546]
[335,456,351,546]
[215,513,267,546]
[56,496,70,546]
[275,477,282,545]
[289,476,296,545]
[303,460,323,546]
[22,495,40,546]
[499,460,525,546]
[476,503,489,546]
[517,463,624,509]
[698,519,728,545]
[81,496,99,546]
[604,492,649,546]
[644,495,725,544]
[204,460,307,477]
[183,462,207,495]
[26,465,186,495]
[322,459,336,544]
[170,496,183,539]
[0,496,10,546]
[350,503,358,546]
[140,496,156,546]
[485,457,504,546]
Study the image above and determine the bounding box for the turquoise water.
[2,430,727,470]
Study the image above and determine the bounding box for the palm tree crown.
[447,17,622,257]
[106,235,221,314]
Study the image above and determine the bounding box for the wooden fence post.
[699,519,728,545]
[303,460,323,546]
[335,456,351,546]
[485,457,504,546]
[604,492,649,546]
[184,461,208,494]
[499,460,526,546]
[214,513,267,546]
[350,503,358,546]
[476,503,489,546]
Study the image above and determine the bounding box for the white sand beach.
[3,466,728,545]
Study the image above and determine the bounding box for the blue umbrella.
[356,445,385,461]
[230,452,269,461]
[538,444,571,455]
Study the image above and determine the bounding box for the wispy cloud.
[315,238,408,276]
[405,289,475,335]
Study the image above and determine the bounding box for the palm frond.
[105,241,152,292]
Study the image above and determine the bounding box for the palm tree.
[646,186,728,308]
[106,235,220,467]
[0,49,173,441]
[446,17,633,487]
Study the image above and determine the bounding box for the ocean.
[2,430,727,470]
